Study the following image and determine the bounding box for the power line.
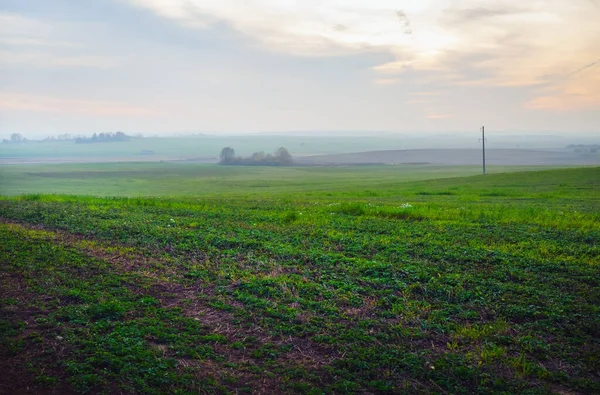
[480,126,487,175]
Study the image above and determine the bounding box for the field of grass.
[1,166,599,393]
[0,162,572,197]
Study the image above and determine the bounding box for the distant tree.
[251,151,266,162]
[274,147,293,165]
[220,147,236,164]
[46,134,72,141]
[219,146,293,166]
[75,132,129,144]
[10,133,24,143]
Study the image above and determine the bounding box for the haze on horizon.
[1,0,599,140]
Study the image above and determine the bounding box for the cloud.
[0,12,117,69]
[566,58,600,78]
[406,91,442,104]
[0,12,53,33]
[0,51,118,69]
[0,12,57,48]
[374,78,400,85]
[123,0,433,56]
[412,91,441,97]
[124,4,591,67]
[395,10,413,35]
[2,1,598,137]
[0,37,75,47]
[427,113,452,119]
[525,64,600,111]
[0,93,158,116]
[121,0,600,112]
[440,6,527,25]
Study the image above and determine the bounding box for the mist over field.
[1,132,598,166]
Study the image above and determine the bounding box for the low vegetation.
[2,131,132,145]
[219,146,293,166]
[74,131,130,144]
[1,166,599,393]
[0,162,577,197]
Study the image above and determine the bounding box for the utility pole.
[480,126,486,175]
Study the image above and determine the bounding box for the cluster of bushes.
[75,131,130,144]
[219,147,293,166]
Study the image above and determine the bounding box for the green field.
[0,162,574,197]
[1,166,599,393]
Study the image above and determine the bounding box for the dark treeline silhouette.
[42,134,74,142]
[2,133,27,144]
[219,147,293,166]
[2,132,136,144]
[76,131,130,144]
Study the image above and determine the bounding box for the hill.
[296,148,599,166]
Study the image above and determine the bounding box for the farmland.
[1,165,599,394]
[0,162,571,197]
[2,135,598,166]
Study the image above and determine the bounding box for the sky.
[0,0,599,138]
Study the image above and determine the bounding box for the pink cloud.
[427,113,453,119]
[0,93,159,117]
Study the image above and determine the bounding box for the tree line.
[2,133,28,144]
[75,131,130,144]
[3,132,135,144]
[219,147,293,166]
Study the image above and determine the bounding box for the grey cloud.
[178,0,217,28]
[396,10,412,35]
[441,7,526,25]
[567,58,600,78]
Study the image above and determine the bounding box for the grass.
[0,161,576,196]
[1,166,599,393]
